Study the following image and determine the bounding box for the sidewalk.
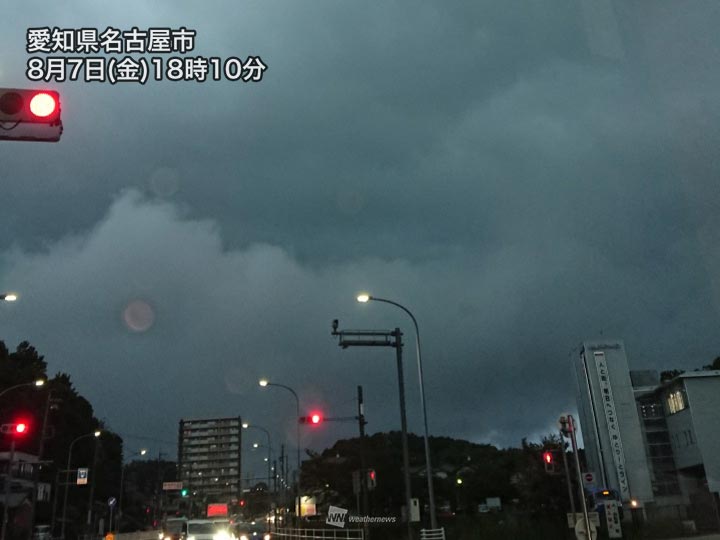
[668,535,720,540]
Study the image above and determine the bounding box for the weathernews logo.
[326,506,348,528]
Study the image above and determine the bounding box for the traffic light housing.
[542,451,556,473]
[366,469,377,491]
[181,488,188,497]
[299,412,323,425]
[0,87,63,142]
[0,422,30,435]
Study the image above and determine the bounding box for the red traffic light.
[310,412,322,424]
[0,87,62,142]
[239,499,246,507]
[29,93,57,118]
[543,451,553,464]
[0,421,30,435]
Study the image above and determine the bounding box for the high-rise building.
[178,416,242,505]
[574,339,720,530]
[573,340,655,504]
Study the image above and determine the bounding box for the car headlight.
[240,536,249,540]
[264,535,271,540]
[188,536,196,540]
[159,534,164,540]
[213,532,231,540]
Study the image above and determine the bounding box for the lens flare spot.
[149,167,180,198]
[123,299,156,332]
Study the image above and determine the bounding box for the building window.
[667,390,686,414]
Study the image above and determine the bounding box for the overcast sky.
[2,1,720,480]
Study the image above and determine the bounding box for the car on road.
[32,525,51,540]
[160,517,188,540]
[233,521,270,540]
[186,519,234,540]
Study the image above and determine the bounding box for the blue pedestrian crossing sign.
[77,468,88,485]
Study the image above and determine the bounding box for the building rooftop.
[676,369,720,379]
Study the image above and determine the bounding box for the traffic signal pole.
[332,322,413,540]
[560,429,576,517]
[29,390,54,540]
[565,415,592,538]
[1,440,16,540]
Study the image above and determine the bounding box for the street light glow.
[242,422,249,429]
[94,430,101,437]
[140,449,147,455]
[34,379,45,387]
[1,293,17,302]
[259,379,269,387]
[253,443,259,448]
[356,294,370,303]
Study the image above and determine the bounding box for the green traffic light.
[181,489,188,497]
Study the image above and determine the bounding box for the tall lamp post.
[258,380,302,523]
[242,423,272,490]
[117,448,147,533]
[61,430,101,539]
[0,376,47,540]
[0,294,18,303]
[357,293,438,529]
[0,379,45,399]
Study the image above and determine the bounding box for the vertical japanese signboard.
[594,352,630,500]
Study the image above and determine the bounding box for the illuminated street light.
[61,430,103,538]
[356,292,438,529]
[118,447,149,532]
[258,379,302,522]
[1,294,17,302]
[0,380,46,399]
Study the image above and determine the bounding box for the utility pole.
[358,385,370,539]
[357,385,369,518]
[560,429,576,517]
[87,437,101,528]
[562,415,593,539]
[332,322,413,540]
[1,440,16,540]
[29,390,54,540]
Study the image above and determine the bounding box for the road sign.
[567,513,600,528]
[162,481,183,490]
[77,468,88,485]
[604,500,623,538]
[583,472,595,485]
[574,517,598,540]
[108,497,116,507]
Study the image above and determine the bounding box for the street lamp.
[61,431,101,539]
[258,379,302,522]
[357,293,438,529]
[117,448,148,533]
[244,424,273,487]
[0,293,17,302]
[0,379,45,400]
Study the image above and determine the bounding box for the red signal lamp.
[543,451,553,464]
[310,412,322,425]
[15,423,28,434]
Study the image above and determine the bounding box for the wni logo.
[326,505,348,528]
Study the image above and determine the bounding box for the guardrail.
[419,528,445,540]
[272,528,363,540]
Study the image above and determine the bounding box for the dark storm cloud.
[2,0,720,471]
